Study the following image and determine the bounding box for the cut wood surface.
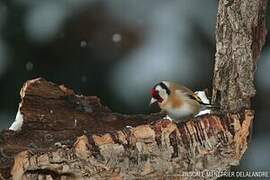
[0,78,253,179]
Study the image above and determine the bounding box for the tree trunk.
[212,0,268,112]
[0,0,268,180]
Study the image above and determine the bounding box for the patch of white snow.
[9,108,24,131]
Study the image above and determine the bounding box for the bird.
[150,81,215,122]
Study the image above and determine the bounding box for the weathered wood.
[0,78,164,179]
[0,78,253,179]
[212,0,268,112]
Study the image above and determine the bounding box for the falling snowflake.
[80,40,87,48]
[81,75,87,82]
[112,33,122,43]
[25,61,34,71]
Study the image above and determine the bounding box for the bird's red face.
[150,82,171,105]
[151,88,163,103]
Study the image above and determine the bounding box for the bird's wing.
[174,83,209,105]
[187,93,209,105]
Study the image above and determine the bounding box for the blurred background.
[0,0,269,177]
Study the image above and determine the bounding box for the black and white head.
[150,81,171,105]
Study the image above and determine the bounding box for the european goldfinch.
[150,81,215,121]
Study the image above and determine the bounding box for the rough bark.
[212,0,268,112]
[0,78,253,179]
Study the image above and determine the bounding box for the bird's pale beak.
[149,98,157,106]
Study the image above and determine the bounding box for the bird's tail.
[200,103,220,111]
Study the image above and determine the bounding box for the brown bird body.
[150,81,211,121]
